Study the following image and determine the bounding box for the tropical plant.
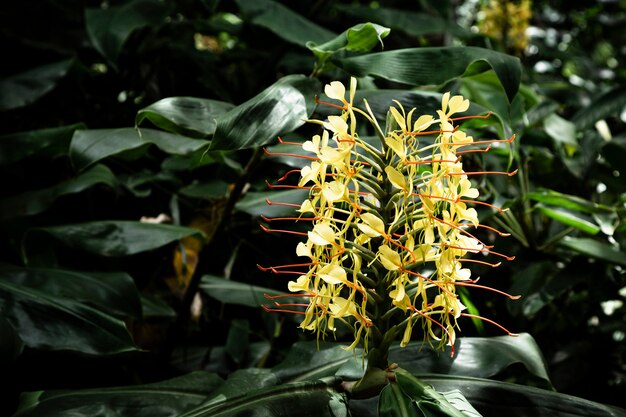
[1,1,625,416]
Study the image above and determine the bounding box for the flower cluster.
[261,78,518,356]
[478,0,532,56]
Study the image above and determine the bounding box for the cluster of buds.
[260,78,518,359]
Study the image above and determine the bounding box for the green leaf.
[460,71,515,135]
[335,4,473,39]
[85,0,171,66]
[210,75,320,151]
[0,59,74,111]
[572,85,626,129]
[235,189,310,217]
[0,315,23,363]
[23,221,205,263]
[334,47,521,103]
[395,368,467,417]
[236,0,336,46]
[225,319,250,365]
[390,333,552,387]
[70,127,210,171]
[307,23,391,64]
[0,164,117,220]
[0,264,141,319]
[180,378,348,417]
[559,237,626,266]
[527,188,613,214]
[271,341,363,383]
[0,124,84,165]
[535,205,600,235]
[14,371,221,417]
[136,97,235,138]
[379,383,418,417]
[421,374,626,417]
[0,276,137,355]
[179,180,230,199]
[200,275,298,308]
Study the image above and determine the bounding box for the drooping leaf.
[0,164,117,220]
[70,127,209,171]
[23,221,205,264]
[0,59,75,111]
[210,75,320,151]
[85,0,172,66]
[334,47,521,103]
[0,264,141,318]
[572,85,626,129]
[136,97,235,138]
[421,374,626,417]
[235,188,310,217]
[307,22,391,63]
[390,333,552,387]
[559,237,626,266]
[0,277,137,355]
[179,377,348,417]
[14,371,221,417]
[0,124,84,165]
[236,0,336,46]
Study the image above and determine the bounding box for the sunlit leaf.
[535,205,600,235]
[0,164,117,220]
[70,128,209,171]
[14,371,221,417]
[307,22,391,62]
[136,97,235,138]
[334,47,521,103]
[210,75,320,151]
[0,59,74,111]
[85,0,172,66]
[236,0,336,46]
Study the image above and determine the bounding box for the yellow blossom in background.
[478,0,532,56]
[261,77,519,358]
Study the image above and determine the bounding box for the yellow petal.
[385,166,408,192]
[308,223,336,246]
[447,95,469,115]
[389,106,406,131]
[379,245,401,271]
[357,212,385,238]
[325,81,346,101]
[319,264,346,285]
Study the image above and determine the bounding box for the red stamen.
[264,293,314,299]
[260,224,307,236]
[265,180,314,191]
[458,259,502,268]
[314,95,347,110]
[263,147,318,160]
[277,136,303,146]
[277,169,302,182]
[449,112,492,122]
[447,169,518,177]
[458,199,509,213]
[262,305,307,315]
[436,243,516,261]
[265,198,301,208]
[406,159,459,165]
[257,262,315,271]
[260,215,316,222]
[429,215,494,248]
[455,144,492,155]
[441,134,515,148]
[454,282,520,300]
[460,313,519,336]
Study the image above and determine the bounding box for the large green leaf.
[23,221,205,263]
[335,4,473,39]
[0,164,117,220]
[200,275,299,308]
[70,127,210,171]
[572,85,626,129]
[236,0,336,46]
[334,47,521,103]
[136,97,235,138]
[235,188,310,217]
[421,375,626,417]
[179,377,348,417]
[0,264,141,319]
[535,205,600,235]
[85,0,172,65]
[0,124,84,165]
[0,59,74,111]
[559,237,626,266]
[210,75,320,151]
[14,371,221,417]
[0,277,137,355]
[379,382,418,417]
[389,333,552,387]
